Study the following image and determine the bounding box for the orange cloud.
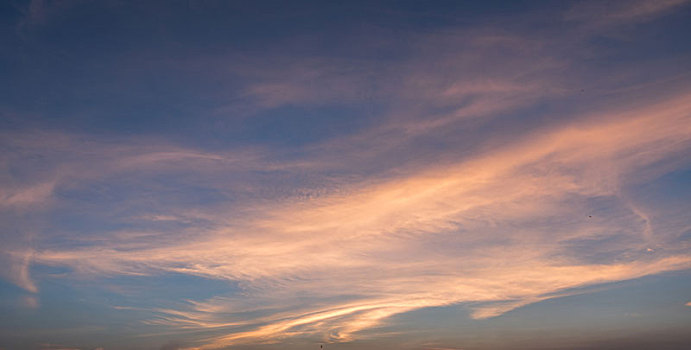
[25,89,691,348]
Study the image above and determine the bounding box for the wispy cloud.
[0,248,37,293]
[1,1,690,348]
[17,87,690,348]
[565,0,689,27]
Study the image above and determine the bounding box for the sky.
[1,0,691,349]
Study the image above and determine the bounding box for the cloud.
[1,2,690,348]
[0,248,37,293]
[160,342,183,350]
[0,181,55,209]
[16,87,690,348]
[21,295,39,309]
[565,0,690,27]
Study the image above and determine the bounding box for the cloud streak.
[1,1,690,348]
[18,87,691,348]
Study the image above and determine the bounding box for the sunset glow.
[1,1,691,349]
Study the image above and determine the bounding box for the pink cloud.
[20,88,691,347]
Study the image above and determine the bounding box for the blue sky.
[1,1,691,349]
